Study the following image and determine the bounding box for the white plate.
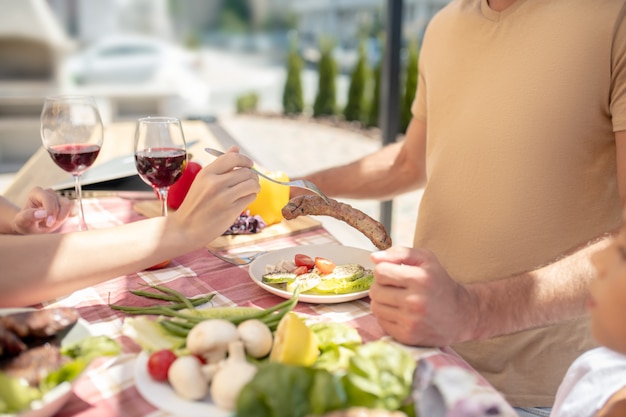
[0,308,92,417]
[248,244,374,304]
[134,351,231,417]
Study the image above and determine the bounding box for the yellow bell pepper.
[245,170,290,226]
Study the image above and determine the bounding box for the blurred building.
[0,0,75,168]
[291,0,450,48]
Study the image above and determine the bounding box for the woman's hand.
[369,246,479,347]
[12,187,76,234]
[172,147,260,245]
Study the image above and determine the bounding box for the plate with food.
[0,308,92,417]
[134,351,230,417]
[248,244,375,304]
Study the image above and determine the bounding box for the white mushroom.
[237,319,273,358]
[186,319,240,363]
[210,340,258,411]
[167,355,209,401]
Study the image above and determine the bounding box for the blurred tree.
[343,42,368,123]
[400,41,419,133]
[282,39,304,115]
[313,39,338,118]
[218,0,251,33]
[236,92,259,113]
[366,59,382,128]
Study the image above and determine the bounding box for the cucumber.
[286,272,322,293]
[313,272,374,294]
[322,263,364,280]
[262,272,297,284]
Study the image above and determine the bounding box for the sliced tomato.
[315,257,336,275]
[292,265,310,275]
[294,254,315,269]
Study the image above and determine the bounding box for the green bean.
[159,320,191,337]
[109,293,215,315]
[144,284,197,310]
[111,283,299,339]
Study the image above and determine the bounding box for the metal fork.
[207,249,267,266]
[204,147,331,203]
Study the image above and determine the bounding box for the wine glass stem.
[158,188,169,217]
[74,174,88,231]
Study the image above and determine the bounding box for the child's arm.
[598,387,626,417]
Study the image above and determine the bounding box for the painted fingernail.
[34,210,47,219]
[46,216,54,227]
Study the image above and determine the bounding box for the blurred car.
[64,35,211,119]
[66,35,200,85]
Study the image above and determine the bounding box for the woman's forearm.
[0,197,19,234]
[0,216,199,307]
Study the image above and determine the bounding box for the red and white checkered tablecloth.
[36,197,515,417]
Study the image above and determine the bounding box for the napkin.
[413,360,517,417]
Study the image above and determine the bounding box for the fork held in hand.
[204,147,331,203]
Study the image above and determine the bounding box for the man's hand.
[369,246,479,347]
[12,187,76,234]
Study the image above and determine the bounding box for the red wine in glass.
[135,148,186,189]
[47,144,101,174]
[41,95,104,231]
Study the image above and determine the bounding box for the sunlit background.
[0,0,449,245]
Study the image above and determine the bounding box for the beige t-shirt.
[412,0,626,407]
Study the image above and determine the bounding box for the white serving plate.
[248,244,374,304]
[134,351,230,417]
[0,308,92,417]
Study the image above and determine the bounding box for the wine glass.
[134,116,187,218]
[40,95,104,231]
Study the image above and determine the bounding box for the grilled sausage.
[282,195,392,250]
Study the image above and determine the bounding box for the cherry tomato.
[292,265,310,275]
[147,349,177,382]
[167,160,203,209]
[294,254,315,269]
[315,257,336,275]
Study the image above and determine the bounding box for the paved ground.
[215,113,422,248]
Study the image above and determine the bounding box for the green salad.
[0,335,120,414]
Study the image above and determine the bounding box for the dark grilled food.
[0,344,68,386]
[282,195,393,250]
[0,307,79,358]
[0,307,80,386]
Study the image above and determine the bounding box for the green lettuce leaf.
[342,339,416,411]
[0,372,42,413]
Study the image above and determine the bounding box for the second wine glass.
[134,117,187,217]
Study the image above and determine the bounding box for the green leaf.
[236,362,346,417]
[122,316,185,352]
[0,372,42,413]
[61,335,121,362]
[310,322,362,351]
[40,359,87,392]
[343,340,416,410]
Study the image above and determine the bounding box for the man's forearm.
[300,141,424,200]
[467,235,610,340]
